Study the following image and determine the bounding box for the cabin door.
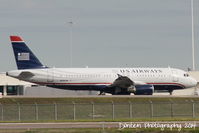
[171,70,179,82]
[47,69,54,82]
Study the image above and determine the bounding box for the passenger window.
[184,73,189,77]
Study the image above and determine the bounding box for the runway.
[3,95,199,98]
[0,121,198,129]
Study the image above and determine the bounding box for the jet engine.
[134,85,154,95]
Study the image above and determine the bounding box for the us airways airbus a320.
[6,36,197,95]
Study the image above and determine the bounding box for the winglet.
[10,36,24,42]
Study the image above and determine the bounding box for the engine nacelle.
[134,84,154,95]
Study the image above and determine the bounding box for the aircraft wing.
[109,75,147,88]
[110,74,135,89]
[101,74,153,95]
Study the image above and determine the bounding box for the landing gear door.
[172,70,179,82]
[47,69,54,82]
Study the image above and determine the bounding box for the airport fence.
[0,101,198,121]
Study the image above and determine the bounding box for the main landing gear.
[99,91,106,95]
[168,90,173,95]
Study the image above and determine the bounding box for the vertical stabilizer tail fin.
[10,36,45,70]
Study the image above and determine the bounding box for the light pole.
[191,0,195,71]
[68,18,73,67]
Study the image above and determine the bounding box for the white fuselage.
[8,36,198,95]
[7,67,197,93]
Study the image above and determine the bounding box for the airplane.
[6,36,197,95]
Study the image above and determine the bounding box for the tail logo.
[18,53,30,61]
[10,35,45,69]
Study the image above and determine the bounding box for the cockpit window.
[184,73,189,77]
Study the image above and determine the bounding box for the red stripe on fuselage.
[147,83,185,88]
[33,82,112,85]
[33,82,185,88]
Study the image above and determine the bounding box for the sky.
[0,0,198,71]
